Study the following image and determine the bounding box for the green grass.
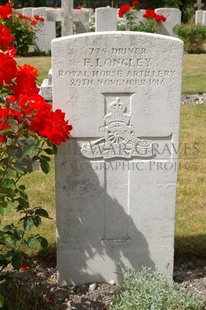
[5,55,206,261]
[16,56,51,85]
[20,158,56,254]
[175,104,206,260]
[182,54,206,94]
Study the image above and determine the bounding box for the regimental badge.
[81,97,155,159]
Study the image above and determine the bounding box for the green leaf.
[19,216,33,231]
[11,252,23,270]
[3,225,13,231]
[44,148,54,155]
[0,293,4,308]
[52,144,57,155]
[26,236,35,248]
[40,159,50,174]
[9,200,19,209]
[0,205,8,215]
[0,254,8,268]
[19,185,26,190]
[15,148,24,159]
[14,228,23,240]
[33,216,42,227]
[35,208,49,218]
[0,187,14,196]
[1,178,16,190]
[41,155,51,161]
[37,236,48,248]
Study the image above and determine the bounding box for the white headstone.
[195,10,203,24]
[32,7,48,20]
[23,7,33,16]
[155,8,181,37]
[202,11,206,25]
[95,7,117,31]
[15,8,23,14]
[73,9,93,34]
[34,21,56,53]
[136,9,146,23]
[40,69,53,101]
[48,68,52,85]
[52,32,183,285]
[40,79,52,101]
[46,8,63,22]
[33,8,56,53]
[46,7,92,35]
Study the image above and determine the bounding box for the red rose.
[14,94,72,145]
[30,19,38,26]
[18,13,28,19]
[39,109,73,145]
[132,0,139,7]
[0,24,15,52]
[143,9,166,22]
[118,4,132,18]
[0,108,11,142]
[34,15,45,22]
[0,2,12,19]
[155,14,166,22]
[6,46,17,58]
[11,64,39,98]
[143,9,156,19]
[0,52,17,86]
[21,263,30,270]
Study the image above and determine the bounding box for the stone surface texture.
[73,9,93,34]
[52,32,183,286]
[203,11,206,25]
[23,7,33,16]
[62,0,73,36]
[195,10,204,24]
[95,7,117,32]
[155,8,181,36]
[32,7,56,53]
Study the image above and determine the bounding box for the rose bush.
[0,2,44,55]
[118,1,166,33]
[0,22,72,274]
[89,1,166,33]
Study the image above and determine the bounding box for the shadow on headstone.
[56,139,155,285]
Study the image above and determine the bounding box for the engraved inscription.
[83,58,152,68]
[81,96,154,160]
[58,46,176,87]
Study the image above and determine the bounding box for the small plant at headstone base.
[0,277,57,309]
[174,23,206,53]
[110,267,204,310]
[0,2,44,56]
[0,23,72,307]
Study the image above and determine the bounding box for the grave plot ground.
[1,258,206,309]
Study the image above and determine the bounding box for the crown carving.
[105,97,131,125]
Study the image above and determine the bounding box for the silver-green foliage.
[111,267,204,310]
